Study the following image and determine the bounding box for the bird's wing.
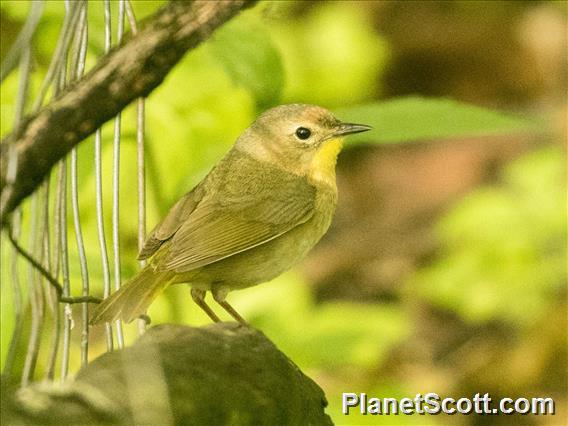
[137,183,205,260]
[160,160,316,273]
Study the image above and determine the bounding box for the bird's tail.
[90,266,174,325]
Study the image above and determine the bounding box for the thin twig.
[6,229,102,305]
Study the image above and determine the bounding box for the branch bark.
[0,0,256,222]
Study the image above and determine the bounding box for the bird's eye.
[295,127,311,140]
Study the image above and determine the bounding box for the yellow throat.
[309,137,343,185]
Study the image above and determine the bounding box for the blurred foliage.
[0,1,565,425]
[210,14,284,110]
[270,1,389,107]
[412,147,565,326]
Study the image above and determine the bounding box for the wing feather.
[140,149,317,272]
[137,183,205,260]
[161,193,315,272]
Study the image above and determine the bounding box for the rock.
[1,323,332,425]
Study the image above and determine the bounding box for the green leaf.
[209,15,284,110]
[336,96,541,144]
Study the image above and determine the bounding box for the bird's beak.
[331,122,372,138]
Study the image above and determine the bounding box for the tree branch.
[0,0,256,223]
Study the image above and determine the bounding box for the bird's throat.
[309,138,343,185]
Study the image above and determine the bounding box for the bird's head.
[236,104,371,185]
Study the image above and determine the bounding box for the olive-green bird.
[90,104,370,325]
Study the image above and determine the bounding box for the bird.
[90,104,371,326]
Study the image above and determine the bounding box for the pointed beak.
[332,122,372,137]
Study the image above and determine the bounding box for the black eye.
[295,127,311,140]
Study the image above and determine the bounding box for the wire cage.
[1,0,148,386]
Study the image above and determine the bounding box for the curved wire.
[96,0,115,352]
[111,0,126,349]
[69,1,90,367]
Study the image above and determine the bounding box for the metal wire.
[3,210,23,377]
[44,200,61,381]
[19,0,82,383]
[44,0,81,379]
[96,0,115,352]
[32,1,81,112]
[5,0,149,383]
[41,178,60,382]
[71,153,90,367]
[19,0,82,372]
[12,44,31,129]
[112,0,126,349]
[0,1,44,83]
[2,43,31,378]
[135,97,147,336]
[59,0,75,383]
[59,159,71,382]
[69,1,90,368]
[21,193,43,386]
[125,0,148,336]
[44,62,68,380]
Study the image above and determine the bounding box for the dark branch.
[6,229,102,305]
[0,0,256,222]
[7,229,65,297]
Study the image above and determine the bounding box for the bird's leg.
[212,288,248,326]
[190,288,221,323]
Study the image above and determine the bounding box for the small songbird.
[90,104,371,325]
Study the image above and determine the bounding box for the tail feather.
[90,267,174,325]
